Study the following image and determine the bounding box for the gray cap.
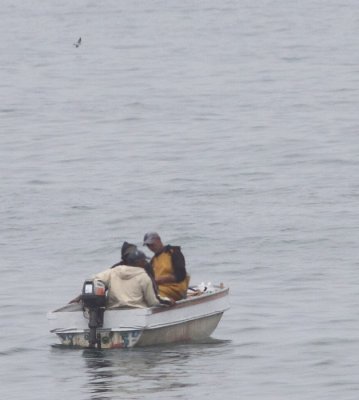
[143,232,161,245]
[126,250,147,266]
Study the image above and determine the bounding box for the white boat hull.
[47,286,229,349]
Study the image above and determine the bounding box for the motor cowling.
[81,279,107,348]
[82,279,107,308]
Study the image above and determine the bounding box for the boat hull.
[48,286,229,349]
[136,312,224,347]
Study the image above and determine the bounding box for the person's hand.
[156,275,176,285]
[159,296,175,306]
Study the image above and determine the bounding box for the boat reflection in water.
[81,340,231,399]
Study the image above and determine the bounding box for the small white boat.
[47,283,230,349]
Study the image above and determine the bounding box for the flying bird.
[73,37,81,48]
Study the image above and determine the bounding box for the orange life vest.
[152,250,189,301]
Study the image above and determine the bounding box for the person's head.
[143,232,163,253]
[121,241,137,264]
[126,250,148,268]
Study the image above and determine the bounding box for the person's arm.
[155,274,177,285]
[142,275,174,306]
[93,269,112,288]
[142,275,161,306]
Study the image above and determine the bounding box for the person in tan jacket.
[93,250,172,309]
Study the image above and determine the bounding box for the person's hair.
[126,250,146,266]
[121,241,137,263]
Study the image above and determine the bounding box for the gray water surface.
[1,1,359,399]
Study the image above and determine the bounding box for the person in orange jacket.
[143,232,189,301]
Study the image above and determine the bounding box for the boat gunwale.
[150,287,229,314]
[50,287,229,315]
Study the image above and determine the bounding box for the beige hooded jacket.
[93,265,160,309]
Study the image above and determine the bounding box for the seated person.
[69,241,139,304]
[143,232,190,301]
[93,250,172,309]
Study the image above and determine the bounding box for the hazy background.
[1,1,359,399]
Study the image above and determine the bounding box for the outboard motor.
[81,279,106,348]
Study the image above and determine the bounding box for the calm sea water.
[1,1,359,399]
